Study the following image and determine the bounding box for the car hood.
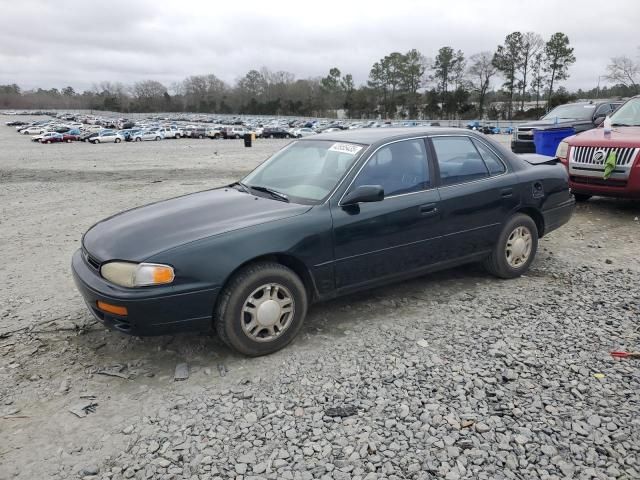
[83,187,311,262]
[566,126,640,148]
[518,118,593,129]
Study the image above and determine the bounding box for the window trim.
[428,134,508,188]
[337,136,435,206]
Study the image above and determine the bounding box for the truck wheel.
[484,213,538,279]
[214,262,308,356]
[573,193,591,202]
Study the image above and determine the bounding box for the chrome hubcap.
[241,283,294,342]
[505,226,532,268]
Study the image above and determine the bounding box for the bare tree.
[606,54,639,93]
[468,51,497,119]
[519,32,544,110]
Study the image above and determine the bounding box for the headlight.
[100,262,175,287]
[555,141,569,158]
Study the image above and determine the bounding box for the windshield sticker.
[329,143,363,155]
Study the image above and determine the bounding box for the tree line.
[1,34,638,120]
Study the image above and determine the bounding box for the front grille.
[571,146,639,166]
[517,127,534,141]
[569,146,638,180]
[83,249,101,271]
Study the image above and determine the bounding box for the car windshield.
[241,140,365,204]
[542,104,595,120]
[609,97,640,126]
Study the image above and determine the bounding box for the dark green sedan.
[72,128,574,356]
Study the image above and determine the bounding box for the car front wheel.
[215,262,308,356]
[484,213,538,279]
[115,138,121,143]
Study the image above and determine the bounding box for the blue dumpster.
[532,127,575,156]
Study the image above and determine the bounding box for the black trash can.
[243,133,252,147]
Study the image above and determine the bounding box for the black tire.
[573,193,591,202]
[115,138,121,143]
[214,262,308,356]
[93,139,99,144]
[199,134,204,139]
[66,139,72,143]
[176,134,181,139]
[484,213,538,279]
[135,137,141,142]
[235,134,240,139]
[285,134,290,138]
[155,136,160,141]
[269,134,274,139]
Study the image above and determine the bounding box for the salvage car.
[72,128,574,356]
[35,132,63,144]
[91,131,125,144]
[512,101,622,153]
[555,95,640,200]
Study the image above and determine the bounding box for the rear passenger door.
[430,135,519,261]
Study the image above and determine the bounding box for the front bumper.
[511,140,536,154]
[569,177,640,199]
[71,249,218,336]
[541,197,575,236]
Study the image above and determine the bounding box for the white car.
[160,127,181,139]
[132,130,163,142]
[293,128,317,138]
[91,132,125,144]
[21,126,48,135]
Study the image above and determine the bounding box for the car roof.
[302,127,477,145]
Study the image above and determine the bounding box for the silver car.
[92,132,125,144]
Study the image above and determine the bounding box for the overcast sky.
[1,0,638,93]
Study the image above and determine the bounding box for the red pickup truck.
[555,96,640,201]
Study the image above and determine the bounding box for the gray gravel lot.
[1,116,639,480]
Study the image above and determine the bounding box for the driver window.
[432,136,489,186]
[351,139,430,197]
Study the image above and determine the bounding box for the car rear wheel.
[176,134,181,139]
[573,193,591,202]
[199,134,204,139]
[94,139,100,144]
[214,262,308,356]
[66,139,72,143]
[484,213,538,279]
[135,137,141,142]
[115,138,121,143]
[155,136,160,141]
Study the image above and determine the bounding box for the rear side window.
[431,136,489,186]
[472,139,506,175]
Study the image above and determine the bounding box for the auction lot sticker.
[329,143,363,155]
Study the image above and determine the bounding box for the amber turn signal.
[97,301,128,317]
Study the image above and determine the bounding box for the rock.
[245,412,258,423]
[502,369,519,382]
[174,363,189,381]
[398,404,410,419]
[235,463,247,474]
[417,339,429,348]
[475,422,490,433]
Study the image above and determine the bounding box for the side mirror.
[593,115,606,126]
[342,185,384,206]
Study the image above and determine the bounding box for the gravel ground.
[1,116,639,480]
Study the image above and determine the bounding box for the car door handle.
[500,188,513,198]
[419,203,439,217]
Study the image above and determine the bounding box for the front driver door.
[331,138,442,291]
